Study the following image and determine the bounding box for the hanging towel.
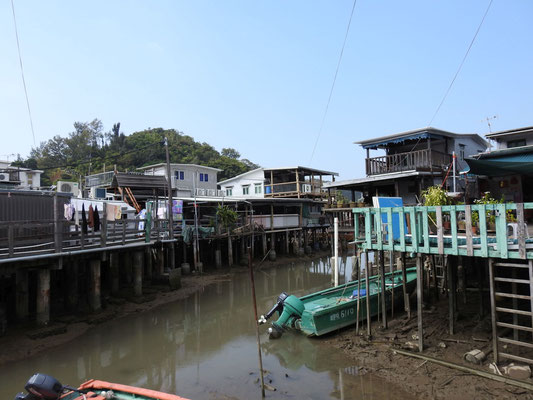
[82,204,88,234]
[115,205,122,220]
[70,204,75,221]
[88,205,94,228]
[94,205,101,232]
[106,203,115,221]
[74,204,79,226]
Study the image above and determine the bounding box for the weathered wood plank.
[436,206,443,255]
[465,205,473,257]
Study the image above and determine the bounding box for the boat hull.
[296,268,417,337]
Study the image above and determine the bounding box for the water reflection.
[0,256,412,400]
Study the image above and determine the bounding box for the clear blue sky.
[1,1,532,179]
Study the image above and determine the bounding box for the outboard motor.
[14,374,86,400]
[259,292,304,339]
[15,374,63,400]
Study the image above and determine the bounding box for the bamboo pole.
[248,247,265,398]
[334,217,339,287]
[394,348,533,392]
[356,251,361,335]
[417,253,423,352]
[379,250,387,329]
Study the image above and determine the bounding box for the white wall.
[221,168,265,198]
[453,137,487,172]
[143,165,219,192]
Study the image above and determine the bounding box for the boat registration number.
[329,308,354,322]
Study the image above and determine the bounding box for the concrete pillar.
[215,240,222,269]
[65,264,79,312]
[227,236,233,267]
[109,252,120,295]
[145,247,153,282]
[262,233,267,257]
[88,259,101,312]
[16,269,29,321]
[157,247,165,276]
[269,233,277,261]
[133,251,143,297]
[36,269,50,325]
[285,230,290,254]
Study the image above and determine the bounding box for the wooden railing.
[365,149,451,176]
[353,203,533,259]
[264,181,324,197]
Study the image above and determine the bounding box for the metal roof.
[111,173,168,189]
[264,166,339,176]
[485,126,533,139]
[355,127,487,149]
[323,170,437,189]
[137,163,222,172]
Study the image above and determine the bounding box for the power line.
[10,0,36,146]
[309,0,357,163]
[427,0,493,127]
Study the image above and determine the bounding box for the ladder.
[118,187,141,213]
[489,259,533,365]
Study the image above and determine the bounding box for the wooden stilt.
[512,267,519,341]
[488,258,499,363]
[390,250,394,319]
[356,251,361,335]
[448,256,455,335]
[401,252,410,319]
[478,258,484,317]
[379,250,387,329]
[365,251,371,337]
[416,254,423,352]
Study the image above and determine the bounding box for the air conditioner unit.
[57,181,80,196]
[0,173,9,182]
[302,184,312,193]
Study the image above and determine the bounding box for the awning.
[361,132,444,149]
[465,153,533,176]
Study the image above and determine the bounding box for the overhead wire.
[10,0,36,146]
[309,0,358,163]
[427,0,493,127]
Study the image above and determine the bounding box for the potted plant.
[335,190,348,208]
[421,186,452,233]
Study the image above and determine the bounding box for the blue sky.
[1,1,532,179]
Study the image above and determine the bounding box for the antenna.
[482,115,498,133]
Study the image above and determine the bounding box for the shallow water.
[0,256,414,399]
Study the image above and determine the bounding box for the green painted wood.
[385,208,393,250]
[399,207,406,250]
[497,203,508,259]
[478,204,489,258]
[407,207,418,253]
[421,207,430,253]
[376,208,383,250]
[450,208,458,255]
[365,209,372,249]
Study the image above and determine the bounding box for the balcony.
[365,149,451,176]
[264,182,325,198]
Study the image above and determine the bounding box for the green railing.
[353,203,533,259]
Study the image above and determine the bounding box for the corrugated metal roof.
[111,173,168,189]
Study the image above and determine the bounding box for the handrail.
[352,202,533,260]
[365,149,451,176]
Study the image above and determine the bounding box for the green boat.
[259,267,417,338]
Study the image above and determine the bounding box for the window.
[459,144,465,161]
[508,139,526,148]
[254,183,262,194]
[226,187,233,196]
[199,173,204,182]
[199,173,208,182]
[205,173,208,182]
[243,185,250,195]
[175,171,184,180]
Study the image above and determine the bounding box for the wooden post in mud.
[401,252,410,319]
[389,250,394,319]
[379,250,387,328]
[365,251,371,337]
[248,247,265,398]
[448,256,456,335]
[416,254,423,352]
[356,250,361,335]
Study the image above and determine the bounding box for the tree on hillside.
[23,120,258,185]
[221,148,240,159]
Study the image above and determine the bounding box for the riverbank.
[325,293,531,400]
[0,252,326,366]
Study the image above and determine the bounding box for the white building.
[0,160,43,190]
[137,163,223,197]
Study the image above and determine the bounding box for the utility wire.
[427,0,493,127]
[309,0,357,163]
[10,0,36,146]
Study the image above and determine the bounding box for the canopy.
[465,153,533,176]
